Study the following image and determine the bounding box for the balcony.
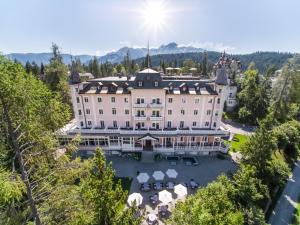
[134,116,147,121]
[149,116,163,121]
[133,103,148,108]
[67,126,229,137]
[149,102,163,108]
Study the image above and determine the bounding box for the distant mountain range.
[5,42,204,65]
[134,51,294,73]
[4,42,294,73]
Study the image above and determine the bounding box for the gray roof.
[215,67,228,85]
[78,69,218,96]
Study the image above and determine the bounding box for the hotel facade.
[59,66,231,156]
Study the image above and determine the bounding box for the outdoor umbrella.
[152,171,165,181]
[174,184,188,197]
[158,190,173,204]
[137,173,150,183]
[166,169,178,179]
[147,214,157,223]
[127,192,143,206]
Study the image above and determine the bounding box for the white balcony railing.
[149,116,163,121]
[149,103,163,108]
[134,116,147,121]
[67,127,229,137]
[133,103,148,108]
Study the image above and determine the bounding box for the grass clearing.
[227,134,249,152]
[292,198,300,225]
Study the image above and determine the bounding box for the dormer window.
[138,81,143,87]
[154,81,158,87]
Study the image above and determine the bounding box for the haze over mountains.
[5,42,294,73]
[5,42,204,65]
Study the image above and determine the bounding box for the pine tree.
[25,61,32,74]
[202,51,208,76]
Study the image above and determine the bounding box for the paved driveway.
[222,121,255,136]
[269,160,300,225]
[107,155,237,224]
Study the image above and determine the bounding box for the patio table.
[190,181,199,189]
[153,182,163,190]
[166,182,175,190]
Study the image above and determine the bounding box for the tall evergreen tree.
[202,51,208,76]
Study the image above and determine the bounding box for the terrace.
[107,154,237,224]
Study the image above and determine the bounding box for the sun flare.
[140,0,169,32]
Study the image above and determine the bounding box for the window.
[87,121,92,126]
[208,98,213,103]
[180,137,184,142]
[182,98,186,103]
[213,122,217,127]
[124,97,128,103]
[180,121,184,128]
[215,111,219,116]
[181,109,185,115]
[168,109,172,115]
[111,97,115,103]
[137,110,145,117]
[86,109,90,114]
[229,93,233,98]
[100,120,105,128]
[84,97,88,103]
[125,121,130,127]
[98,97,102,102]
[191,136,195,142]
[78,109,82,115]
[99,109,103,115]
[219,88,222,93]
[76,97,80,103]
[138,81,143,87]
[113,120,118,128]
[194,110,198,115]
[80,121,84,127]
[141,122,145,127]
[195,98,200,104]
[112,108,116,115]
[123,137,130,144]
[168,98,173,103]
[75,88,78,93]
[192,121,197,127]
[167,121,172,128]
[207,110,211,115]
[154,81,158,87]
[205,122,210,127]
[217,98,220,104]
[125,109,129,115]
[136,98,144,104]
[152,123,156,128]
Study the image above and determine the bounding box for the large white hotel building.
[59,63,231,156]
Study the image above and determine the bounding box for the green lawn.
[227,134,249,152]
[292,202,300,225]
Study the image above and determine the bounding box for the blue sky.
[1,0,300,55]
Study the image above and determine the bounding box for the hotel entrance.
[144,140,153,151]
[137,134,158,151]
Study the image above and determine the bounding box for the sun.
[140,0,169,32]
